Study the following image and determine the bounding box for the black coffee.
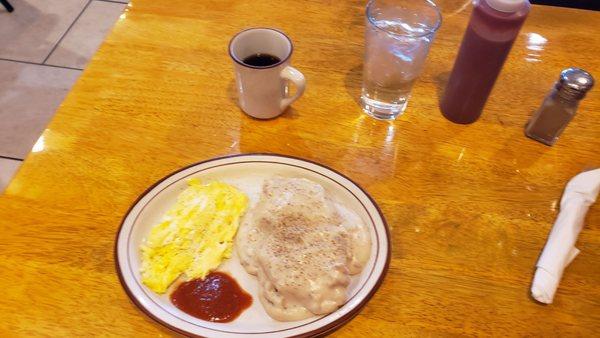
[242,53,281,67]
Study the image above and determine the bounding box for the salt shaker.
[525,68,594,146]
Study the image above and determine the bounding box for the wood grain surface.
[1,0,599,336]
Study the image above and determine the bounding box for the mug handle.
[280,66,306,110]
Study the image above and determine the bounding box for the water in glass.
[361,0,441,120]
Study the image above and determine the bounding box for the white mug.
[229,28,306,119]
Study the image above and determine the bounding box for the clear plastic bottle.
[440,0,530,124]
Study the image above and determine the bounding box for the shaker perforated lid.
[557,68,594,100]
[485,0,528,12]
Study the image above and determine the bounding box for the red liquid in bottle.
[440,0,530,124]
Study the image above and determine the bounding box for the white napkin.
[531,168,600,304]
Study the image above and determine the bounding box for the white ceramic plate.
[115,154,390,337]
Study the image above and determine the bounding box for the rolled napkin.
[531,168,600,304]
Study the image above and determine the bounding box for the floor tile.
[0,61,81,158]
[46,0,127,69]
[0,0,89,63]
[0,157,22,193]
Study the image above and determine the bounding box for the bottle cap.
[485,0,527,12]
[556,68,594,100]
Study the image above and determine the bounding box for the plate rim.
[114,153,391,337]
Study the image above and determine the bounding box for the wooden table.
[1,0,599,336]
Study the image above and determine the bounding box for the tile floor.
[0,0,127,192]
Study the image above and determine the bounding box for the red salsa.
[170,272,252,323]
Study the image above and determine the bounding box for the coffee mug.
[229,28,306,119]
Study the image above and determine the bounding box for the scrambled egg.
[140,178,248,293]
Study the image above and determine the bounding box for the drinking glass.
[361,0,442,120]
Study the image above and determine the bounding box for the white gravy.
[236,177,371,321]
